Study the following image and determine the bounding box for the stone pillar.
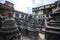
[45,0,60,40]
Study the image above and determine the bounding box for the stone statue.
[0,13,21,40]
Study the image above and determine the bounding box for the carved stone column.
[45,0,60,40]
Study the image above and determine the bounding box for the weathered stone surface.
[0,17,21,40]
[45,0,60,40]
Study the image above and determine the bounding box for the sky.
[0,0,57,14]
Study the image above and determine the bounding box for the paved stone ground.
[39,33,45,40]
[21,33,45,40]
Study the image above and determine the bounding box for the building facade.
[0,1,29,19]
[32,1,58,19]
[0,1,14,17]
[13,10,28,20]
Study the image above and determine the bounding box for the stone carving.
[0,13,21,40]
[45,0,60,40]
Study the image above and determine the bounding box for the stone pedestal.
[45,32,60,40]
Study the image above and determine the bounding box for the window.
[35,11,39,16]
[0,9,4,16]
[15,13,19,18]
[43,8,52,17]
[44,8,52,14]
[21,14,24,18]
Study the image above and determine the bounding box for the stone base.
[45,32,60,40]
[0,33,21,40]
[28,31,39,40]
[28,31,38,36]
[21,29,28,35]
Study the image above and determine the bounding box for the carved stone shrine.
[45,0,60,40]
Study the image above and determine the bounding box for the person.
[42,16,45,25]
[33,16,38,25]
[28,15,32,20]
[28,15,33,23]
[28,15,34,28]
[42,16,48,27]
[45,17,48,27]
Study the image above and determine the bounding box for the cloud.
[33,0,43,7]
[5,0,57,14]
[33,0,57,7]
[14,0,33,14]
[32,0,35,4]
[0,0,5,3]
[6,0,33,14]
[26,7,32,14]
[43,0,57,5]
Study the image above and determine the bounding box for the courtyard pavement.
[21,33,45,40]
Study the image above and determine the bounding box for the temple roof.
[0,3,14,10]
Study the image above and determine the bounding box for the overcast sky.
[0,0,57,14]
